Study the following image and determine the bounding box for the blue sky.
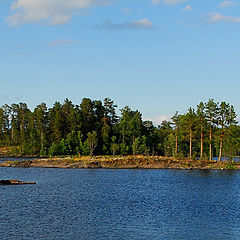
[0,0,240,124]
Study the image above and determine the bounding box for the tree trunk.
[189,131,192,160]
[11,127,14,145]
[20,122,24,155]
[209,128,212,161]
[40,130,44,152]
[218,128,224,162]
[90,148,93,157]
[175,131,178,155]
[200,125,203,159]
[152,146,155,156]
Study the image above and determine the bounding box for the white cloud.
[151,0,186,6]
[209,12,240,23]
[236,115,240,124]
[219,0,238,8]
[182,5,192,11]
[145,115,171,126]
[48,39,76,47]
[99,18,153,31]
[6,0,111,26]
[121,8,131,14]
[151,0,160,5]
[163,0,187,5]
[132,18,153,28]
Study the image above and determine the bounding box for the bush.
[225,162,236,170]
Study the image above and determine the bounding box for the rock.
[0,179,36,185]
[85,162,102,168]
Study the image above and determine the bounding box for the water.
[213,156,240,162]
[1,168,240,240]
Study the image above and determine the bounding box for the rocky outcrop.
[1,156,240,170]
[0,179,36,185]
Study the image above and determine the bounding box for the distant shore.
[0,156,239,170]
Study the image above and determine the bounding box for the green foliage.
[85,131,98,156]
[39,148,48,156]
[132,136,148,155]
[103,98,118,124]
[101,122,111,154]
[119,143,129,155]
[173,152,184,159]
[110,136,118,155]
[0,98,239,160]
[225,162,237,170]
[163,132,175,157]
[49,142,60,156]
[118,106,143,146]
[81,141,90,156]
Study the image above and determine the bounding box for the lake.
[1,168,240,240]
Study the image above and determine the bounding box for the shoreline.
[0,156,239,170]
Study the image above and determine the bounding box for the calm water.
[1,168,240,240]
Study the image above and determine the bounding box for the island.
[0,98,240,170]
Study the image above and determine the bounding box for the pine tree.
[205,99,218,160]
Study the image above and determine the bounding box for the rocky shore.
[1,156,239,170]
[0,179,36,185]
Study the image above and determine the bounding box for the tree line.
[0,98,239,160]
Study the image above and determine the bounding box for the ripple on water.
[1,168,240,240]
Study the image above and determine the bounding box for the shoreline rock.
[0,156,239,170]
[0,179,36,185]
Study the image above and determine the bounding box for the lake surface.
[1,168,240,240]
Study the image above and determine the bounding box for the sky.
[0,0,240,124]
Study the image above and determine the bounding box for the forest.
[0,98,239,161]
